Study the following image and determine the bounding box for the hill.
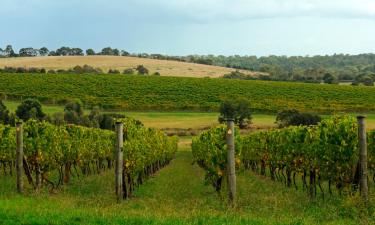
[0,73,375,113]
[0,56,259,78]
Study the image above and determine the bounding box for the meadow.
[1,73,375,113]
[0,56,257,78]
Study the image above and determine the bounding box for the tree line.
[0,45,130,57]
[1,44,375,85]
[0,99,142,130]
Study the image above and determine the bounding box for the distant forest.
[1,44,375,85]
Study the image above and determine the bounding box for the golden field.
[0,55,259,78]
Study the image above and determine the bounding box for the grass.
[0,146,372,225]
[0,56,258,78]
[3,100,276,130]
[5,100,375,131]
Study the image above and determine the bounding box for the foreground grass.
[0,148,372,225]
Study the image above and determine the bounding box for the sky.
[1,0,375,56]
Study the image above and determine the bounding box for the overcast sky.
[1,0,375,56]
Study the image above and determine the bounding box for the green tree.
[0,100,10,124]
[5,45,16,57]
[64,100,84,124]
[362,76,374,86]
[16,99,46,121]
[275,109,321,128]
[39,47,49,56]
[86,49,96,55]
[323,73,338,84]
[218,98,252,129]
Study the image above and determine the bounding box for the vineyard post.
[226,119,236,206]
[357,116,368,203]
[115,122,124,203]
[16,122,23,193]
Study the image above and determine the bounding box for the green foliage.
[242,116,366,193]
[192,125,241,192]
[323,73,338,84]
[0,118,178,190]
[85,49,95,55]
[223,70,255,80]
[1,74,375,112]
[276,109,321,128]
[16,98,45,121]
[218,98,252,129]
[123,68,134,75]
[0,100,10,124]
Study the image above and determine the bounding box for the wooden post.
[16,122,23,193]
[115,122,124,203]
[226,119,236,206]
[357,116,368,203]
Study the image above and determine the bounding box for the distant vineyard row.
[0,73,375,113]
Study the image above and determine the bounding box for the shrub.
[108,69,120,74]
[136,65,149,75]
[123,68,134,75]
[276,109,321,128]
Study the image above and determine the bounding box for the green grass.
[3,100,276,130]
[1,73,375,113]
[0,147,373,225]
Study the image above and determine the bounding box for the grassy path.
[0,147,372,225]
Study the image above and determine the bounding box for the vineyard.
[1,73,375,112]
[0,118,178,195]
[192,116,375,199]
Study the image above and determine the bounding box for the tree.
[64,100,84,124]
[113,49,120,56]
[5,45,16,57]
[86,49,96,55]
[19,48,38,57]
[56,47,71,56]
[323,73,338,84]
[275,109,321,128]
[121,50,130,56]
[136,65,149,75]
[16,99,46,121]
[0,100,10,124]
[218,98,252,129]
[362,76,374,86]
[39,47,49,56]
[48,51,57,56]
[71,48,84,56]
[100,47,114,55]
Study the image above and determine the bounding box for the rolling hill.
[0,56,260,78]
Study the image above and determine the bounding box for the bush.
[16,99,46,121]
[153,72,161,76]
[123,68,134,75]
[276,109,321,128]
[223,70,254,80]
[108,69,120,74]
[47,69,56,74]
[136,65,149,75]
[16,67,27,73]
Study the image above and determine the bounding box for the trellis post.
[115,122,124,203]
[226,119,236,206]
[357,116,368,203]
